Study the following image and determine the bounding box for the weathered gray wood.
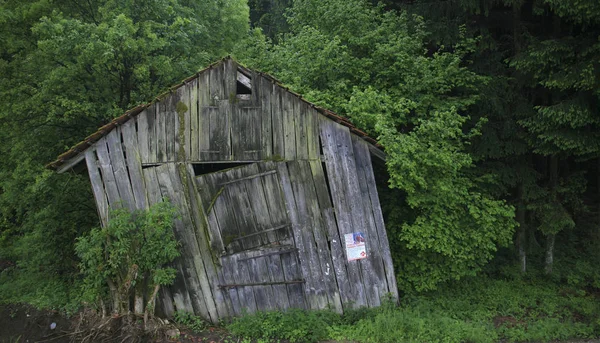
[258,162,294,246]
[156,98,167,162]
[209,63,224,105]
[142,166,162,204]
[267,254,291,310]
[120,118,147,210]
[207,101,231,160]
[352,136,388,304]
[306,106,319,160]
[298,161,343,312]
[136,109,150,163]
[354,139,398,300]
[183,81,192,161]
[232,255,258,313]
[94,137,122,209]
[223,59,237,101]
[259,76,273,158]
[321,208,351,307]
[271,84,285,159]
[287,161,329,310]
[295,100,309,159]
[276,162,319,308]
[282,92,296,160]
[155,164,210,318]
[183,164,230,319]
[175,86,187,161]
[319,117,367,308]
[158,286,175,317]
[280,250,306,309]
[105,129,136,210]
[56,152,85,173]
[197,72,210,158]
[163,93,177,162]
[247,257,273,311]
[147,104,157,163]
[219,170,276,186]
[85,149,109,226]
[218,254,242,316]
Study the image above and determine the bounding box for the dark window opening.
[236,70,252,100]
[192,162,251,176]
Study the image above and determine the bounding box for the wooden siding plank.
[164,93,177,162]
[155,164,208,318]
[295,100,309,159]
[147,104,157,163]
[219,254,242,316]
[282,91,296,160]
[183,164,230,320]
[299,161,343,312]
[287,161,329,310]
[121,119,147,210]
[206,101,231,160]
[271,85,285,159]
[319,117,367,308]
[354,139,398,300]
[280,249,306,309]
[137,109,150,163]
[233,255,258,313]
[352,136,388,304]
[94,137,121,209]
[175,85,187,162]
[259,76,273,158]
[276,162,316,309]
[209,63,224,105]
[267,254,291,310]
[85,149,109,226]
[198,72,210,158]
[183,80,192,161]
[306,106,319,160]
[105,129,136,210]
[156,98,167,162]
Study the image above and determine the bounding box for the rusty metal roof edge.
[48,57,382,170]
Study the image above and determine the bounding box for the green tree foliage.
[75,201,179,318]
[237,0,516,291]
[0,0,248,309]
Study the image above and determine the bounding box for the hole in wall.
[192,162,252,176]
[236,70,252,100]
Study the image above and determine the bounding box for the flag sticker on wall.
[345,232,367,261]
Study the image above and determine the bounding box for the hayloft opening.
[192,162,251,176]
[236,70,252,100]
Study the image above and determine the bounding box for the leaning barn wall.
[82,59,397,323]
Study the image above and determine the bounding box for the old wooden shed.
[49,57,398,322]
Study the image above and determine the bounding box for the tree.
[76,201,179,324]
[0,0,249,309]
[237,0,517,291]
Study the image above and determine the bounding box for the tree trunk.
[144,285,161,329]
[516,182,527,273]
[545,234,556,274]
[134,293,144,315]
[545,155,559,275]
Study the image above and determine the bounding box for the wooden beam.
[56,152,86,173]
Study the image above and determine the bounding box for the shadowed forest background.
[1,0,600,341]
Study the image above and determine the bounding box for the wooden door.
[194,163,306,314]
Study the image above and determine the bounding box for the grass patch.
[227,276,600,343]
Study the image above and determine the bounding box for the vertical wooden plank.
[355,140,398,300]
[218,255,242,316]
[306,106,319,160]
[136,109,150,164]
[105,129,136,210]
[85,150,109,226]
[232,254,259,313]
[352,136,388,305]
[282,91,296,160]
[175,85,187,162]
[94,137,121,209]
[156,97,167,162]
[271,85,285,159]
[321,208,352,307]
[280,250,306,309]
[198,72,210,158]
[319,117,367,308]
[165,93,177,162]
[183,81,192,161]
[184,164,231,320]
[142,166,162,204]
[157,287,175,317]
[287,161,329,310]
[208,101,231,160]
[299,161,343,312]
[246,257,271,312]
[276,162,317,309]
[147,103,157,164]
[295,100,309,159]
[267,254,291,310]
[209,63,224,105]
[121,118,147,210]
[155,164,210,319]
[260,76,273,159]
[223,59,237,101]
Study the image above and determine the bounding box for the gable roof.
[47,57,383,171]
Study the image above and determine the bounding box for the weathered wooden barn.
[49,57,398,322]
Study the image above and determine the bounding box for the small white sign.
[344,232,367,261]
